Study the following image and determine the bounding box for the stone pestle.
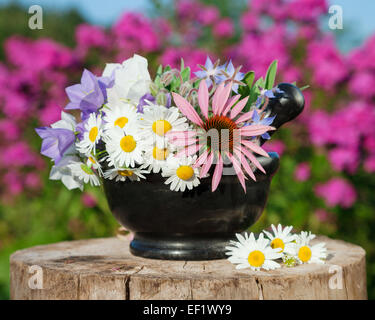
[260,82,305,146]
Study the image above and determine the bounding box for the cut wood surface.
[10,236,367,300]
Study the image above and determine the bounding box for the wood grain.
[10,236,367,300]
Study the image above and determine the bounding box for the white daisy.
[68,161,100,187]
[162,155,200,192]
[292,231,327,264]
[140,104,188,148]
[76,112,102,156]
[103,101,139,134]
[263,224,296,255]
[103,167,148,182]
[105,126,146,168]
[226,232,283,271]
[86,155,103,176]
[142,143,175,173]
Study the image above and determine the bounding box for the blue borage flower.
[250,109,276,140]
[218,60,245,93]
[255,87,284,108]
[194,56,223,87]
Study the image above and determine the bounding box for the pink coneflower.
[169,80,275,192]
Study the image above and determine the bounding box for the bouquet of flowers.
[36,54,281,193]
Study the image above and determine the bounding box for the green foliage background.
[0,2,374,300]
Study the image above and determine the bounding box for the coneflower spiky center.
[202,115,238,153]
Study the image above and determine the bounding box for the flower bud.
[149,82,159,96]
[189,90,198,106]
[161,71,174,86]
[179,82,192,97]
[156,92,167,106]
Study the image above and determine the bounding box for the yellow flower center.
[271,238,285,252]
[152,146,169,161]
[152,120,172,136]
[114,117,128,128]
[118,170,133,177]
[89,126,98,142]
[176,165,194,181]
[88,156,96,164]
[298,246,312,263]
[120,135,136,153]
[248,250,265,268]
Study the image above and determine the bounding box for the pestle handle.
[260,82,305,146]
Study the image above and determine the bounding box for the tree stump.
[10,236,367,300]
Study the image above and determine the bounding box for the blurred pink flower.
[296,90,312,124]
[348,35,375,71]
[308,110,332,146]
[251,0,288,21]
[25,172,42,189]
[328,148,359,173]
[348,71,375,99]
[213,18,234,38]
[240,11,259,31]
[364,156,375,173]
[297,25,319,40]
[154,18,172,39]
[113,13,159,53]
[160,47,208,72]
[3,171,24,196]
[5,36,74,71]
[198,6,220,25]
[288,0,328,22]
[0,120,20,141]
[364,136,375,153]
[39,101,63,126]
[282,66,302,83]
[81,193,98,208]
[1,142,39,168]
[294,162,311,181]
[2,93,29,119]
[235,28,289,75]
[315,178,357,208]
[176,0,201,19]
[75,24,108,50]
[307,37,347,90]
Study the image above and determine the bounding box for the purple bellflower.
[35,127,75,164]
[65,69,114,120]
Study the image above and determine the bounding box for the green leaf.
[170,76,180,92]
[299,85,310,91]
[181,67,191,82]
[180,58,185,71]
[246,76,264,108]
[154,76,161,88]
[244,71,255,88]
[238,71,255,97]
[156,64,163,76]
[264,60,278,90]
[193,79,201,89]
